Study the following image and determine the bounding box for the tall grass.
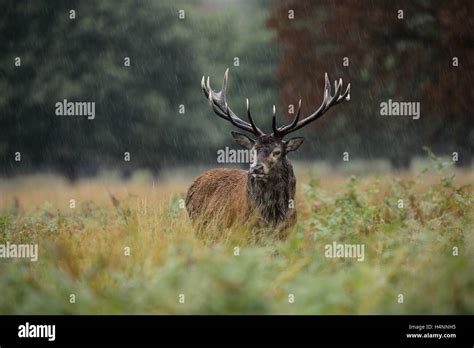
[0,158,472,314]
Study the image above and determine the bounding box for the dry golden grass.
[2,168,472,212]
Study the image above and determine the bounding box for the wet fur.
[185,160,297,240]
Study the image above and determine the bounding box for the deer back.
[185,168,250,229]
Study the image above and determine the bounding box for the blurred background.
[0,0,472,182]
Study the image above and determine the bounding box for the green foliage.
[0,0,278,179]
[0,161,472,314]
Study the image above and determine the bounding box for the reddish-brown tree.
[267,0,473,166]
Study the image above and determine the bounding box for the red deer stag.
[186,69,350,240]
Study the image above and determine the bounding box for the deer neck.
[247,159,296,226]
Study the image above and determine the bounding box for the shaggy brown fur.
[185,165,297,241]
[186,168,249,228]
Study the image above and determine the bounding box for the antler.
[201,68,264,137]
[274,73,350,137]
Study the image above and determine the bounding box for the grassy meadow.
[0,156,473,314]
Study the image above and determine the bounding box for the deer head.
[201,69,350,181]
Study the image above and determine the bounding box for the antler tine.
[202,69,263,136]
[334,78,342,98]
[277,73,350,136]
[201,75,206,92]
[272,105,279,136]
[203,74,254,129]
[246,99,264,136]
[207,77,213,105]
[337,83,351,102]
[222,67,228,95]
[323,72,331,103]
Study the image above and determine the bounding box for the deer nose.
[250,164,264,175]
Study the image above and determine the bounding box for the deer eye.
[272,150,281,157]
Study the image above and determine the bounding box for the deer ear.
[231,132,255,149]
[285,137,304,152]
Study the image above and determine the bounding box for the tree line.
[0,0,471,181]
